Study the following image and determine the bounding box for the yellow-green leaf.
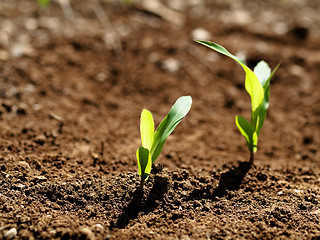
[235,116,253,149]
[195,40,264,112]
[150,96,192,163]
[140,109,154,151]
[252,132,258,153]
[136,147,151,182]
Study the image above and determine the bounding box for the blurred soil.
[0,0,320,239]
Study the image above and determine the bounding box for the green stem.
[249,151,254,163]
[139,179,144,190]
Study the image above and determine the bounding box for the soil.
[1,0,320,239]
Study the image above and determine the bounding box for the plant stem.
[249,151,254,163]
[139,180,144,190]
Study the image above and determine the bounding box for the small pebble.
[224,9,252,25]
[25,18,38,30]
[24,84,36,93]
[15,184,26,189]
[191,28,211,40]
[312,209,320,215]
[96,72,107,82]
[289,65,304,77]
[34,135,46,145]
[167,0,187,11]
[181,234,191,240]
[159,58,181,74]
[92,223,104,231]
[18,161,31,170]
[33,176,47,183]
[4,228,17,239]
[10,44,34,58]
[79,227,94,240]
[272,22,288,35]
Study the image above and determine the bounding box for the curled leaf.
[136,147,151,182]
[195,40,264,112]
[150,96,192,162]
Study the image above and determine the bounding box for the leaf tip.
[183,95,192,104]
[141,108,151,114]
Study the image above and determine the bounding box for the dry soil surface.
[0,0,320,239]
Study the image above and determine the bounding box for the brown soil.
[1,0,320,239]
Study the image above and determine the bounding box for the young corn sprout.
[37,0,51,7]
[137,96,192,188]
[195,40,279,163]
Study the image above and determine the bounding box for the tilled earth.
[0,0,320,239]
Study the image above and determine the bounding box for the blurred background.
[0,0,319,173]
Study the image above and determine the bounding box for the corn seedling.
[37,0,51,7]
[137,96,192,188]
[196,40,279,163]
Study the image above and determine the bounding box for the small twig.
[310,166,318,177]
[48,111,64,134]
[100,141,104,157]
[92,0,123,58]
[58,122,64,134]
[138,0,185,26]
[48,111,64,122]
[57,0,75,25]
[90,152,99,167]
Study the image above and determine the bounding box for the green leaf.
[38,0,51,7]
[252,131,258,153]
[255,63,280,135]
[254,61,271,87]
[137,109,154,182]
[195,40,279,158]
[150,96,192,163]
[195,40,246,65]
[136,147,151,182]
[253,86,269,135]
[195,40,264,113]
[235,115,255,153]
[140,109,154,150]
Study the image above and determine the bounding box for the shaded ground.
[0,0,320,239]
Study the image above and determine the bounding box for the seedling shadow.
[113,176,169,229]
[213,161,252,197]
[188,161,253,200]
